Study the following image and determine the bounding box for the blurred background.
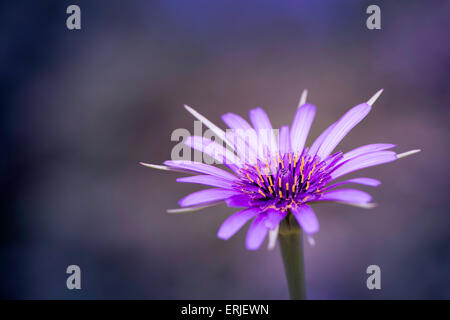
[1,0,449,299]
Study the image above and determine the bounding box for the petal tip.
[140,162,169,170]
[298,89,308,107]
[360,202,378,209]
[367,89,384,106]
[397,149,421,159]
[307,236,316,246]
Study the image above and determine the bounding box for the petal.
[308,122,337,156]
[264,209,287,229]
[330,151,397,179]
[246,214,269,250]
[185,136,239,165]
[178,188,239,207]
[290,103,316,153]
[184,105,235,151]
[164,160,238,181]
[167,202,222,213]
[249,107,277,157]
[225,129,258,165]
[339,143,396,164]
[278,126,291,155]
[217,208,260,240]
[225,194,250,207]
[222,112,253,131]
[291,204,319,234]
[320,189,372,204]
[322,177,381,191]
[316,103,371,159]
[176,175,235,189]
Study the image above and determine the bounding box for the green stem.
[278,212,306,300]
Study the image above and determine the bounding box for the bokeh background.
[1,0,449,299]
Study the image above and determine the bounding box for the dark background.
[1,0,449,299]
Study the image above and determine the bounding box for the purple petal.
[291,204,319,234]
[217,208,260,240]
[225,130,258,165]
[249,107,277,157]
[316,103,371,159]
[331,151,397,179]
[164,160,238,181]
[184,105,235,152]
[320,189,372,204]
[308,122,337,156]
[322,177,381,191]
[246,214,269,250]
[177,175,235,189]
[290,103,316,153]
[278,126,291,155]
[225,194,250,207]
[222,112,259,164]
[222,112,253,131]
[185,136,239,165]
[339,143,396,164]
[264,209,287,229]
[178,188,239,207]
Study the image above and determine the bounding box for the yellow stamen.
[278,177,282,188]
[255,166,264,182]
[289,154,292,167]
[285,182,289,196]
[308,162,317,181]
[305,181,310,190]
[268,185,274,194]
[258,189,266,198]
[246,173,254,183]
[265,159,271,174]
[256,178,262,188]
[278,190,283,198]
[300,156,305,183]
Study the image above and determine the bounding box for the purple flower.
[143,90,420,250]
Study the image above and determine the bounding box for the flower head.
[143,89,420,250]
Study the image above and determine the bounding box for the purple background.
[1,0,449,299]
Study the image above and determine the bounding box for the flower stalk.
[279,212,306,300]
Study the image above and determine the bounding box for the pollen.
[237,151,334,209]
[256,178,262,188]
[258,189,266,198]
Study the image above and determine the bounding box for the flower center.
[235,151,341,210]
